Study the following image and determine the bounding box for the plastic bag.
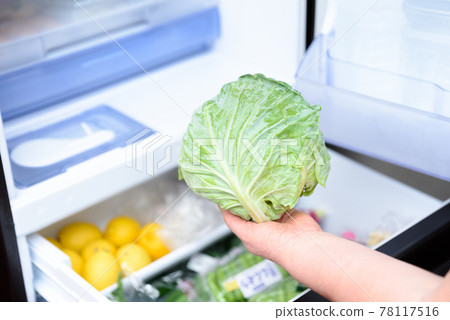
[248,276,307,302]
[109,236,307,302]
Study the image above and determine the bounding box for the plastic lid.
[7,105,153,187]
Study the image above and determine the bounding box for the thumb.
[220,208,258,241]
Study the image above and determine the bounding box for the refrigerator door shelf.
[27,150,441,302]
[296,32,450,181]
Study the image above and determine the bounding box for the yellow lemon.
[82,251,120,291]
[62,248,83,275]
[116,243,152,273]
[59,222,102,253]
[137,223,170,260]
[104,216,140,247]
[46,237,63,250]
[81,239,116,260]
[137,223,161,239]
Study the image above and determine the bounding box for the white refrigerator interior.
[0,0,447,301]
[1,0,307,301]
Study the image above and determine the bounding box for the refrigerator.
[0,0,449,302]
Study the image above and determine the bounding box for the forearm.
[275,231,442,302]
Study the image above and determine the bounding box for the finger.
[277,209,303,223]
[287,208,307,220]
[285,208,322,232]
[221,209,257,241]
[222,209,249,229]
[277,212,290,223]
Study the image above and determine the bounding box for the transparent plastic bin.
[0,0,216,70]
[295,31,450,181]
[0,0,220,121]
[28,168,227,301]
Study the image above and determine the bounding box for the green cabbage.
[178,74,330,222]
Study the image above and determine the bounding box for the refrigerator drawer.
[28,225,231,302]
[28,167,227,301]
[27,150,441,302]
[28,233,108,302]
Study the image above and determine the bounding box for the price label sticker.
[234,260,282,298]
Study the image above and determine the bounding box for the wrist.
[274,229,331,272]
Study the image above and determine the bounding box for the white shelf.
[295,151,442,238]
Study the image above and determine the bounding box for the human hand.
[220,207,323,264]
[222,207,446,302]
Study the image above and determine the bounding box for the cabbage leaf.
[178,74,330,222]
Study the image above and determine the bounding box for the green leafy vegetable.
[109,271,125,302]
[178,74,330,222]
